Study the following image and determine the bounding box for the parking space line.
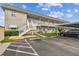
[7,48,38,56]
[12,42,28,45]
[25,39,39,56]
[2,39,39,56]
[10,45,32,48]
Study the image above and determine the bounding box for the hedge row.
[5,30,19,36]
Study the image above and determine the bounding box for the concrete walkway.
[0,43,10,55]
[9,35,37,40]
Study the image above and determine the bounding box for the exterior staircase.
[18,20,36,36]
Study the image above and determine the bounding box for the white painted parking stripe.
[25,39,39,56]
[7,48,38,56]
[10,45,32,48]
[12,42,28,45]
[3,39,39,56]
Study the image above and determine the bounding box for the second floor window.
[11,10,16,17]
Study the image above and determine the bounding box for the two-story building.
[1,4,66,36]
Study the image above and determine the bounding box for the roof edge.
[1,4,68,23]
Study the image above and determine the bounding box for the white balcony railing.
[18,19,37,36]
[18,18,59,36]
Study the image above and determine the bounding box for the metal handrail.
[18,20,37,36]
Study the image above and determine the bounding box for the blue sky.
[0,3,79,26]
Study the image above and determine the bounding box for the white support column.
[27,19,30,29]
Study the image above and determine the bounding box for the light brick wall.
[0,27,4,41]
[5,9,27,30]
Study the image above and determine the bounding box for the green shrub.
[41,32,58,37]
[5,30,19,36]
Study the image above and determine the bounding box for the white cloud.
[22,4,26,9]
[0,7,4,26]
[74,9,79,12]
[67,9,72,13]
[74,3,79,5]
[66,9,76,18]
[36,3,63,11]
[0,14,4,26]
[37,3,63,8]
[67,9,79,14]
[36,3,45,8]
[66,14,73,18]
[41,7,49,11]
[0,15,4,20]
[0,8,4,20]
[36,3,51,10]
[48,11,64,18]
[49,3,63,8]
[36,3,50,11]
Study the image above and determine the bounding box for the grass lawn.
[0,36,14,43]
[36,34,46,38]
[36,32,59,38]
[0,35,39,43]
[42,32,58,37]
[1,32,59,43]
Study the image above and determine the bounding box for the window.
[9,25,17,29]
[11,10,16,17]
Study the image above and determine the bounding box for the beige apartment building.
[2,4,66,36]
[0,26,4,41]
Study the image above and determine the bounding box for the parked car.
[60,29,79,38]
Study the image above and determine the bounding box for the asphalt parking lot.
[2,40,39,56]
[2,37,79,56]
[28,37,79,56]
